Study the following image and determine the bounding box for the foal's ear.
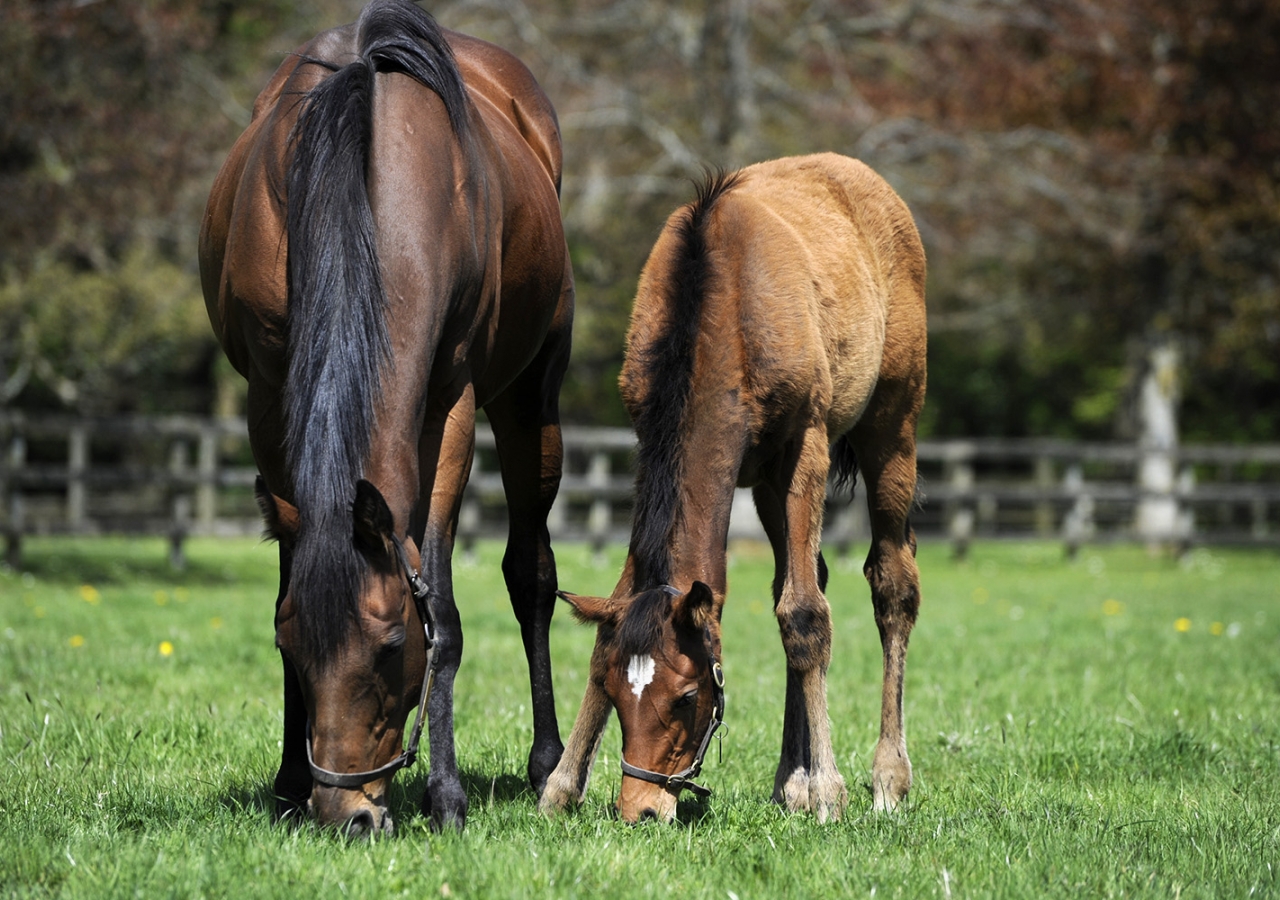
[352,479,396,561]
[255,476,299,544]
[675,580,719,630]
[557,591,622,627]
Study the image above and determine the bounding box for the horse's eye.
[673,690,698,709]
[376,632,406,663]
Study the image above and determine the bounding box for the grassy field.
[1,534,1277,898]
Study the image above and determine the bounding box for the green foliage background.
[3,1,1278,438]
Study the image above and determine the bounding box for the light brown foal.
[541,154,926,823]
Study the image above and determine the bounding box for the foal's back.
[633,153,926,444]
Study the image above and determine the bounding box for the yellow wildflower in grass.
[1210,621,1225,636]
[69,635,85,648]
[79,584,100,604]
[159,641,174,657]
[210,617,224,630]
[1102,599,1124,616]
[154,590,169,606]
[1174,617,1192,633]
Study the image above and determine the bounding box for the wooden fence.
[2,412,1278,567]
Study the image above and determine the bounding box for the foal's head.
[561,581,723,823]
[257,478,430,836]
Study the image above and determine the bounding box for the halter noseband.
[618,585,726,799]
[305,534,436,790]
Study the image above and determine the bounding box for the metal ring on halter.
[306,534,436,789]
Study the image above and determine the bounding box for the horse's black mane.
[283,0,467,663]
[627,169,742,592]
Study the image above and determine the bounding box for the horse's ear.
[675,580,719,631]
[255,476,299,544]
[352,479,395,561]
[557,590,622,627]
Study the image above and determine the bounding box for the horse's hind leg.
[853,422,922,812]
[763,424,849,823]
[486,339,570,794]
[414,383,478,831]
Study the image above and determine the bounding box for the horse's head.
[256,477,431,836]
[561,581,723,823]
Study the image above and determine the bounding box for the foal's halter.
[305,535,436,790]
[618,587,726,799]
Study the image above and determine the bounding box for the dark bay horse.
[539,154,926,824]
[198,0,573,834]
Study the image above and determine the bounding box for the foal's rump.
[713,153,926,441]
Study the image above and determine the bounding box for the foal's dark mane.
[614,587,675,657]
[283,0,468,661]
[627,169,742,593]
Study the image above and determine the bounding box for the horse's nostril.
[344,808,376,837]
[638,808,659,822]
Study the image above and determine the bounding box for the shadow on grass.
[7,538,270,588]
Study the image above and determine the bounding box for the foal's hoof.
[810,773,849,824]
[871,739,912,811]
[536,772,582,815]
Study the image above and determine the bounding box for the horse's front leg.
[486,372,569,793]
[772,426,848,823]
[264,528,311,822]
[414,385,477,831]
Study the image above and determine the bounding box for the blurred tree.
[2,0,1275,439]
[0,0,344,413]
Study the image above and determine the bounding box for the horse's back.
[716,153,926,438]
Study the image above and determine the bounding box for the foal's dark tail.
[830,434,859,497]
[284,0,467,515]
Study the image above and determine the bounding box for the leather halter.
[618,584,726,799]
[305,535,436,790]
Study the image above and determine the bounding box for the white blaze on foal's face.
[626,654,656,701]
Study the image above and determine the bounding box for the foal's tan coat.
[541,154,926,823]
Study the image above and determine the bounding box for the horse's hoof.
[423,783,468,832]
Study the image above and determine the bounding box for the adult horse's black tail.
[282,0,467,661]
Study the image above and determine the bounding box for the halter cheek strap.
[305,535,436,790]
[619,658,725,799]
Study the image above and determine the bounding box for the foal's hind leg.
[854,426,922,812]
[761,425,849,822]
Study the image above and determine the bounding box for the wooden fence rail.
[3,412,1278,567]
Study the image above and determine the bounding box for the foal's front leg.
[771,428,849,823]
[539,639,612,813]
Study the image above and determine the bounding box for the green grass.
[2,536,1278,898]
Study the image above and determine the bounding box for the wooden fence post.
[67,423,87,532]
[169,439,190,570]
[6,429,25,568]
[586,450,611,557]
[944,449,975,559]
[197,424,217,531]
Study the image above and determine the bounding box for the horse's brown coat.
[200,2,573,833]
[542,154,926,823]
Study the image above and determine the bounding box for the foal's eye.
[673,690,698,710]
